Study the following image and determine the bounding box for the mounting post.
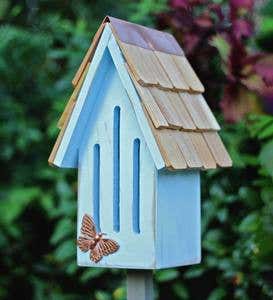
[127,270,154,300]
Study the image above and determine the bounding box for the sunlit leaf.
[210,34,230,64]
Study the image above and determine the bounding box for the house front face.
[77,48,157,269]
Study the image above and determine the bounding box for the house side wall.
[77,49,156,269]
[155,170,201,269]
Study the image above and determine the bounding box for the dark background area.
[1,0,273,299]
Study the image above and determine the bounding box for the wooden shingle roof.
[49,16,232,170]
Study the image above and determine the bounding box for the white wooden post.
[127,270,154,300]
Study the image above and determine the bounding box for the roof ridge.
[105,15,176,42]
[106,16,184,56]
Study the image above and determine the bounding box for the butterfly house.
[49,17,232,269]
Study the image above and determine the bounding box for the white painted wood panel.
[155,170,201,268]
[77,49,156,269]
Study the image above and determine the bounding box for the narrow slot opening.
[113,106,120,232]
[93,143,101,232]
[133,138,140,233]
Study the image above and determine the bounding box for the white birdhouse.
[49,16,232,270]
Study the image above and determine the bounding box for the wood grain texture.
[198,94,220,130]
[155,51,189,90]
[189,94,213,130]
[153,129,187,169]
[184,93,220,130]
[173,131,202,168]
[188,132,217,169]
[166,91,196,130]
[179,92,210,130]
[149,87,182,129]
[148,52,173,90]
[172,55,205,93]
[121,43,173,89]
[72,23,105,87]
[203,132,232,167]
[120,42,157,85]
[131,76,169,128]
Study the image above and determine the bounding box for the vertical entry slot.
[133,138,140,233]
[113,106,120,232]
[93,144,101,232]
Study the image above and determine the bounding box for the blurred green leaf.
[0,187,40,225]
[53,240,75,262]
[259,139,273,178]
[95,290,111,300]
[80,268,107,283]
[155,269,179,282]
[113,287,126,300]
[207,287,226,300]
[239,213,260,233]
[173,282,189,299]
[50,218,74,245]
[184,266,205,279]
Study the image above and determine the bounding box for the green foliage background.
[0,0,273,299]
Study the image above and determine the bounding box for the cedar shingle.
[173,131,202,168]
[172,55,205,93]
[121,42,157,85]
[198,95,220,130]
[188,132,217,169]
[180,93,210,130]
[203,132,232,167]
[166,91,196,130]
[149,87,182,129]
[132,78,169,128]
[121,43,173,89]
[155,51,189,90]
[153,129,187,169]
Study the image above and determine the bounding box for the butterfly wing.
[77,236,93,252]
[99,238,119,256]
[77,214,96,252]
[90,239,119,263]
[81,214,96,238]
[90,243,104,263]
